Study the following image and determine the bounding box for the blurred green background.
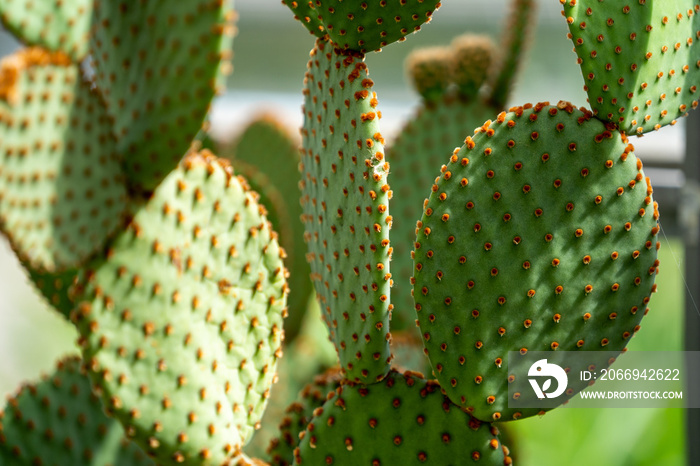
[0,1,690,465]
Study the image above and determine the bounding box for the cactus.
[293,370,513,465]
[0,48,127,273]
[282,0,442,53]
[412,102,659,421]
[89,0,235,193]
[562,0,700,134]
[0,357,153,466]
[0,0,92,60]
[299,39,393,384]
[0,0,695,464]
[72,152,287,465]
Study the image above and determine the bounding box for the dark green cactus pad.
[412,101,660,422]
[388,95,492,331]
[0,0,92,60]
[0,356,153,466]
[72,152,288,465]
[267,368,343,466]
[284,0,442,53]
[89,0,235,193]
[293,370,512,465]
[563,0,700,134]
[25,264,79,320]
[0,48,128,273]
[227,115,313,343]
[300,39,392,383]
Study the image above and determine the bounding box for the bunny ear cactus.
[0,48,128,273]
[0,357,153,466]
[412,101,659,421]
[89,0,235,194]
[71,152,288,465]
[0,0,92,60]
[562,0,700,134]
[299,39,393,384]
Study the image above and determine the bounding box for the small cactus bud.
[450,34,497,98]
[405,46,452,101]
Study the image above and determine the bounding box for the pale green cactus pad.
[563,0,700,134]
[413,101,659,422]
[0,356,154,466]
[0,0,92,60]
[293,370,512,465]
[0,48,128,273]
[89,0,236,193]
[72,152,288,465]
[300,39,392,383]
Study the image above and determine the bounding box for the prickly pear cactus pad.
[72,152,288,465]
[89,0,235,193]
[0,356,154,466]
[0,48,128,273]
[285,1,442,53]
[562,0,700,134]
[293,370,512,465]
[0,0,92,60]
[412,101,660,422]
[388,95,492,330]
[300,39,392,383]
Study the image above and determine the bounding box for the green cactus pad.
[72,152,288,465]
[0,48,128,273]
[0,0,92,60]
[228,115,313,343]
[563,0,700,134]
[282,1,325,39]
[0,356,153,466]
[267,368,343,466]
[293,370,512,465]
[388,94,493,331]
[89,0,235,193]
[300,39,392,383]
[284,0,442,53]
[412,101,660,421]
